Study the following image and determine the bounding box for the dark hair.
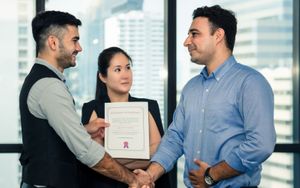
[32,10,82,52]
[95,47,132,99]
[193,5,237,51]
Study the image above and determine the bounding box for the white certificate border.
[104,102,149,159]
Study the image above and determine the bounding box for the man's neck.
[37,53,64,73]
[206,50,232,75]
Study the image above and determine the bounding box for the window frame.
[0,1,299,188]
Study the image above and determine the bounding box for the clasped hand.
[132,169,155,188]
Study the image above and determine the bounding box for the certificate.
[104,102,149,159]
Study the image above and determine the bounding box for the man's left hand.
[189,159,209,188]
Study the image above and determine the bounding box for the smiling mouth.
[121,82,131,86]
[188,47,196,51]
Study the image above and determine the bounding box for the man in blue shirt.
[135,5,276,188]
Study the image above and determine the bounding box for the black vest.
[19,64,79,188]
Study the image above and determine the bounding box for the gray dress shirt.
[27,58,105,167]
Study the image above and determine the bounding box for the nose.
[183,35,191,47]
[122,68,132,79]
[76,42,83,52]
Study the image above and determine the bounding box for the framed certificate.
[104,102,149,159]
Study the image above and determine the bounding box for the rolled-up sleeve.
[225,73,276,172]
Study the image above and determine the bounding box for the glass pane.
[0,154,21,188]
[0,0,35,187]
[0,0,35,143]
[46,0,166,124]
[261,153,295,188]
[176,0,295,187]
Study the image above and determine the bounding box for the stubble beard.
[188,45,205,65]
[190,55,204,65]
[57,43,76,69]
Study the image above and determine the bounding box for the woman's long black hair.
[95,47,132,99]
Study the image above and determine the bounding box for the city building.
[104,10,165,124]
[0,0,35,187]
[0,0,298,187]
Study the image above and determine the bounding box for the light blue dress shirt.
[151,56,276,187]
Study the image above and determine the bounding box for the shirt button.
[201,109,205,112]
[205,89,209,92]
[197,151,200,154]
[199,130,202,133]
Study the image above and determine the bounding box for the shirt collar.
[200,55,237,81]
[35,58,66,82]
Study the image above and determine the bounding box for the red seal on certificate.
[123,141,129,148]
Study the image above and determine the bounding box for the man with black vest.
[19,10,151,188]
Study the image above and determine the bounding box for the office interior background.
[0,0,299,187]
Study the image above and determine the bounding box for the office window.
[0,0,35,187]
[176,0,297,187]
[1,1,298,188]
[46,0,166,124]
[0,154,21,188]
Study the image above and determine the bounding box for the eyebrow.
[73,36,80,40]
[188,28,199,34]
[113,63,131,68]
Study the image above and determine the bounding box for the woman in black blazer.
[80,47,171,188]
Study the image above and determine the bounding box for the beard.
[189,49,212,66]
[190,54,205,65]
[188,45,203,65]
[56,42,77,69]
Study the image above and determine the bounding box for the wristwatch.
[204,167,218,186]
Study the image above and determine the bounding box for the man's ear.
[215,28,225,44]
[99,73,107,83]
[47,35,59,51]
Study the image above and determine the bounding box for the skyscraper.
[70,0,145,112]
[0,0,35,187]
[104,10,165,124]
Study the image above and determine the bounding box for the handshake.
[87,118,165,188]
[128,163,165,188]
[131,169,155,188]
